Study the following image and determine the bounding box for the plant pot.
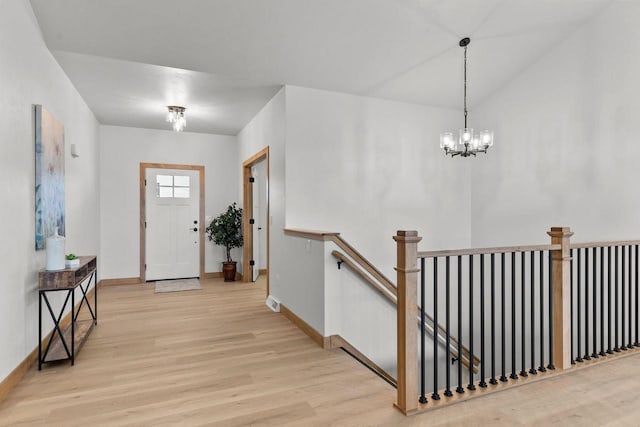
[65,258,80,268]
[222,262,237,282]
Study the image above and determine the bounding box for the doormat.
[154,278,202,293]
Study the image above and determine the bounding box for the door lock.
[193,228,198,232]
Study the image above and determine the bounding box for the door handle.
[191,227,198,232]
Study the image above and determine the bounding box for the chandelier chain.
[463,45,468,129]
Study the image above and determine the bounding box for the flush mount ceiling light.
[166,105,186,132]
[440,37,493,157]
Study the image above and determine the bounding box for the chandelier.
[166,105,187,132]
[440,38,493,157]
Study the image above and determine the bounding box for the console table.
[38,256,97,369]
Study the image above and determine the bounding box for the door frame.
[242,147,269,295]
[139,162,205,283]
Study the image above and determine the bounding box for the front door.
[145,168,200,281]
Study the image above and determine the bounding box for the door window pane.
[174,187,190,198]
[158,186,173,198]
[174,175,190,187]
[157,175,173,186]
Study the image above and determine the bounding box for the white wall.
[471,2,640,247]
[0,0,100,383]
[285,86,472,280]
[238,85,473,343]
[99,125,238,279]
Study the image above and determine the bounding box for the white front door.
[252,166,260,282]
[145,168,200,281]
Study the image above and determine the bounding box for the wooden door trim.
[139,162,205,283]
[242,147,270,295]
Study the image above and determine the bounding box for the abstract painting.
[35,105,65,250]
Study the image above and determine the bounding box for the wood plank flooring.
[1,277,640,426]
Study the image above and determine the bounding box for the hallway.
[1,277,639,426]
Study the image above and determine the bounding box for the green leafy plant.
[66,253,78,260]
[206,203,243,263]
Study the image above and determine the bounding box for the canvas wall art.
[35,105,65,250]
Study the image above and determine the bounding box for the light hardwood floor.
[1,277,640,426]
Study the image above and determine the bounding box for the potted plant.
[206,203,243,282]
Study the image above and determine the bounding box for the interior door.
[252,166,260,282]
[145,168,200,281]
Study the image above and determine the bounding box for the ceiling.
[30,0,613,135]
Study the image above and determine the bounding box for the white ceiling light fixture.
[440,37,493,158]
[166,105,187,132]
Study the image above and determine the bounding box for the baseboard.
[99,277,142,286]
[280,304,330,349]
[0,346,38,403]
[202,272,245,281]
[0,286,97,403]
[328,335,397,387]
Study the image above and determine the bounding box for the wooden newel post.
[394,230,422,415]
[547,226,573,370]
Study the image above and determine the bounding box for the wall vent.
[265,295,281,313]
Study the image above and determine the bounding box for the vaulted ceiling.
[30,0,612,135]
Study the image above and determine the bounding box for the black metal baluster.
[615,246,620,352]
[577,249,583,362]
[592,247,598,359]
[501,252,507,382]
[510,252,518,380]
[548,250,555,370]
[600,247,606,357]
[419,257,427,404]
[432,257,440,400]
[570,248,575,364]
[608,247,614,354]
[480,254,488,387]
[613,246,620,353]
[529,251,537,375]
[636,245,639,347]
[456,256,464,394]
[520,251,528,377]
[622,246,627,351]
[468,255,476,390]
[628,246,632,349]
[490,253,498,385]
[445,256,453,396]
[584,248,591,361]
[539,250,546,373]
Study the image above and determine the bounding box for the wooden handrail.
[284,228,397,297]
[418,243,561,258]
[332,250,479,372]
[332,235,397,297]
[332,251,398,305]
[283,228,340,241]
[284,228,481,368]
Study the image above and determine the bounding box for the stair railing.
[395,227,640,415]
